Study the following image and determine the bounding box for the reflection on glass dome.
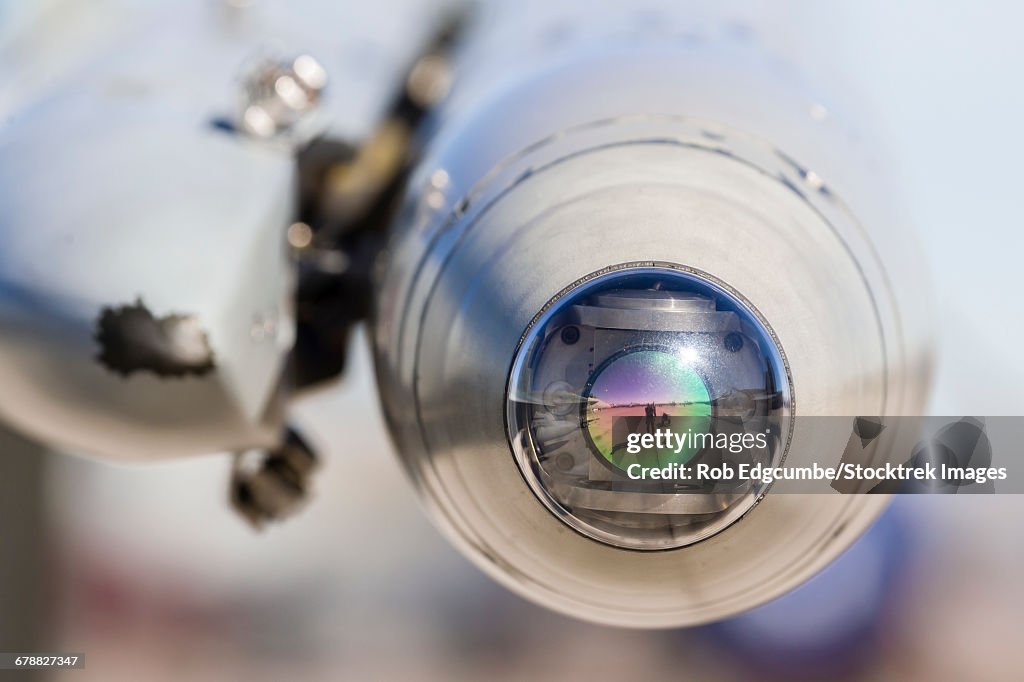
[506,266,792,550]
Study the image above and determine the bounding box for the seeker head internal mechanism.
[507,267,792,550]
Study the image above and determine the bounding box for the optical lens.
[506,266,791,550]
[585,349,711,473]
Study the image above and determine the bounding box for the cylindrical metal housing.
[374,11,931,627]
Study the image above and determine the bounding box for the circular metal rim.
[381,112,915,623]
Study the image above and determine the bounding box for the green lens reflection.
[585,349,712,473]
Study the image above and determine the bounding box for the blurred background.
[2,1,1023,680]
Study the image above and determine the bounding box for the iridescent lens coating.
[584,348,712,472]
